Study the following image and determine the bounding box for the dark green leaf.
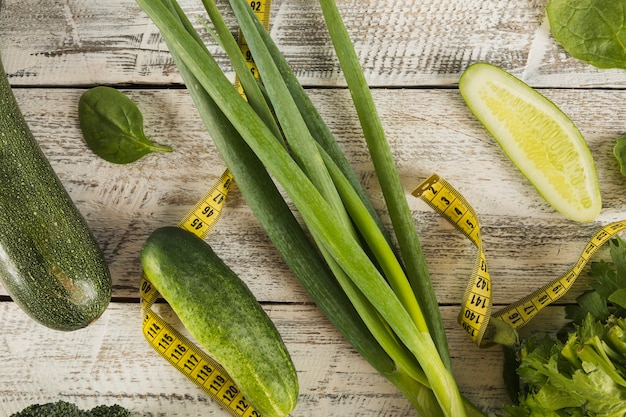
[588,261,619,300]
[502,344,522,404]
[546,0,626,69]
[609,288,626,309]
[610,236,626,278]
[566,289,610,323]
[565,237,626,325]
[614,134,626,178]
[78,86,172,164]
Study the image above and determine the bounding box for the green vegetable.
[78,86,172,164]
[504,316,626,417]
[546,0,626,69]
[141,226,298,417]
[459,62,601,223]
[503,236,626,416]
[0,54,111,331]
[88,405,133,417]
[9,401,133,417]
[613,134,626,179]
[134,1,480,416]
[564,237,626,328]
[317,0,450,365]
[161,10,446,416]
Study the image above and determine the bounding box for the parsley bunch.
[504,237,626,416]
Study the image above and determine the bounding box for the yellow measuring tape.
[412,174,491,343]
[140,2,623,409]
[177,169,234,239]
[413,173,626,346]
[139,170,252,416]
[234,0,272,95]
[140,2,271,416]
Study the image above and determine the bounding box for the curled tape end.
[411,173,440,197]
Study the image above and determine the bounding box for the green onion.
[316,0,450,367]
[199,0,282,142]
[135,1,486,416]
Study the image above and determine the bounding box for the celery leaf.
[506,316,626,416]
[565,237,626,324]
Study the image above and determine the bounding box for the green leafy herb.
[504,316,626,417]
[546,0,626,69]
[78,86,172,164]
[565,237,626,325]
[613,134,626,178]
[503,236,626,416]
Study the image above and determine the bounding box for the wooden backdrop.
[1,0,626,416]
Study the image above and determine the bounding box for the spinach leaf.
[78,86,172,164]
[613,133,626,178]
[546,0,626,69]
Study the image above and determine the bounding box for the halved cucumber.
[459,62,601,223]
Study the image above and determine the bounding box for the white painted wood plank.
[0,1,624,416]
[1,0,626,88]
[1,87,624,303]
[0,301,569,417]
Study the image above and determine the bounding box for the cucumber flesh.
[459,62,601,223]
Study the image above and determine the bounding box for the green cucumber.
[0,55,111,330]
[459,62,601,223]
[140,226,298,417]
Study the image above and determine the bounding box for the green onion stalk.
[135,1,486,416]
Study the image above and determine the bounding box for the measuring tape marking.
[141,277,261,417]
[413,173,626,345]
[177,170,233,240]
[140,2,273,415]
[234,0,272,95]
[413,174,482,245]
[492,220,626,329]
[139,143,261,415]
[413,174,492,343]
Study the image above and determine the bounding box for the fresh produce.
[0,54,111,331]
[134,0,482,416]
[141,226,298,417]
[503,237,626,416]
[613,134,626,178]
[505,316,626,416]
[78,86,172,164]
[564,237,626,325]
[547,0,626,70]
[9,401,133,417]
[459,62,601,223]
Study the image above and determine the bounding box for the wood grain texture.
[1,0,626,88]
[0,301,568,417]
[2,0,626,416]
[0,87,624,303]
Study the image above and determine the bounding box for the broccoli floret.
[88,404,133,417]
[10,401,83,417]
[10,401,133,417]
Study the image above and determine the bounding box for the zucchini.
[0,55,111,330]
[140,226,298,417]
